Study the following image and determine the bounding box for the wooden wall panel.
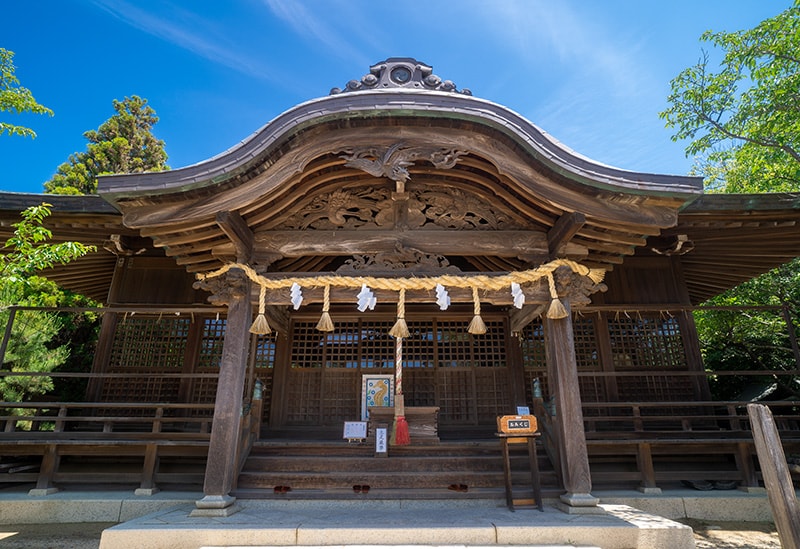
[600,257,686,305]
[112,256,206,305]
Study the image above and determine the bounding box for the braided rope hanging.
[196,258,604,335]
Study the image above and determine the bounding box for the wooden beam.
[220,229,590,258]
[548,212,585,257]
[259,285,554,306]
[216,211,253,263]
[264,305,289,335]
[509,304,547,333]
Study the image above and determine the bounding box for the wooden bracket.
[548,212,585,258]
[216,211,254,263]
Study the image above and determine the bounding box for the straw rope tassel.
[249,285,272,334]
[389,288,410,339]
[546,273,569,319]
[468,286,487,334]
[316,285,334,332]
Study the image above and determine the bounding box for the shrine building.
[1,58,799,513]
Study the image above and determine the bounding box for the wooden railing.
[580,400,800,491]
[0,401,215,494]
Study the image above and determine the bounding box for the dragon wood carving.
[340,144,467,185]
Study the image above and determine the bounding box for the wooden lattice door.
[281,313,512,432]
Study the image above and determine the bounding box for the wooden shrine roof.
[1,60,798,306]
[95,59,702,281]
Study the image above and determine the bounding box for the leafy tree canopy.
[660,4,800,193]
[0,48,53,138]
[0,204,97,405]
[0,203,95,287]
[44,95,168,195]
[662,4,800,399]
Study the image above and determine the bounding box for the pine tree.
[45,96,168,194]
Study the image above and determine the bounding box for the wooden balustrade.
[0,401,215,494]
[581,400,800,491]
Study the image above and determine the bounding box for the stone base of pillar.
[134,487,160,496]
[738,486,767,494]
[637,486,662,495]
[28,487,59,497]
[556,492,604,514]
[191,494,240,517]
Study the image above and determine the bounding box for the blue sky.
[0,1,787,194]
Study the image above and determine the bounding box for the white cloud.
[262,0,372,67]
[91,0,279,83]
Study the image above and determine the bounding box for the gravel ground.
[0,520,784,548]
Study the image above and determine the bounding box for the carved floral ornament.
[336,246,461,274]
[195,259,606,337]
[279,183,520,231]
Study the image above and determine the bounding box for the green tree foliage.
[661,4,800,399]
[0,204,96,406]
[660,4,800,193]
[0,48,53,138]
[44,96,168,194]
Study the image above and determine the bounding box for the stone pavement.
[0,487,785,549]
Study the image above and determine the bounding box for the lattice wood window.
[520,319,548,403]
[608,313,694,401]
[190,317,227,407]
[573,316,606,402]
[198,317,226,369]
[519,316,605,403]
[102,315,190,404]
[254,333,276,423]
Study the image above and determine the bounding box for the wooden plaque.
[497,415,538,435]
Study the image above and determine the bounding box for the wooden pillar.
[543,299,598,510]
[194,271,251,515]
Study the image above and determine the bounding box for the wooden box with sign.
[497,414,538,436]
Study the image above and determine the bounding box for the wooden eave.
[96,91,702,278]
[644,193,800,304]
[0,193,144,303]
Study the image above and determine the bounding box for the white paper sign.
[343,421,367,439]
[375,427,388,454]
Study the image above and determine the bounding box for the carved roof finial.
[330,57,472,96]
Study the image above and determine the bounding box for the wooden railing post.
[747,403,800,549]
[0,307,17,367]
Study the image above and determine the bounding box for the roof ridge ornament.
[330,58,472,96]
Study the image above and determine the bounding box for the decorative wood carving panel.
[275,183,525,232]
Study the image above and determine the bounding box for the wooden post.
[194,272,252,516]
[747,403,800,549]
[543,300,598,510]
[0,307,17,367]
